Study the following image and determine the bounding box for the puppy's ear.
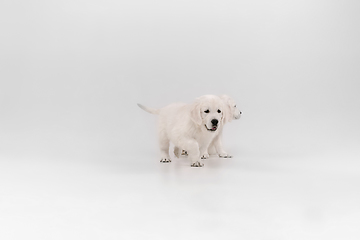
[221,100,233,124]
[190,102,202,125]
[219,95,233,123]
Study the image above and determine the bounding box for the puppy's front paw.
[191,161,204,167]
[201,153,209,159]
[181,150,188,156]
[219,153,232,158]
[160,158,171,163]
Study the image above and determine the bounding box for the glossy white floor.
[1,140,359,240]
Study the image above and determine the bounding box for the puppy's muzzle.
[234,111,242,120]
[206,119,219,131]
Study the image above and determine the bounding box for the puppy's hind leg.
[159,133,171,163]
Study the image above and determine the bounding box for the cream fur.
[138,95,230,167]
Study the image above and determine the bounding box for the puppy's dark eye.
[204,110,210,113]
[217,109,221,113]
[234,105,236,107]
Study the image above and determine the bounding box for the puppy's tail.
[137,103,160,115]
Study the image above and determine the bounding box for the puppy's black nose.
[211,119,218,126]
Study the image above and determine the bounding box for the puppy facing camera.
[138,95,241,167]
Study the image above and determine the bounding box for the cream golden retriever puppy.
[138,95,232,167]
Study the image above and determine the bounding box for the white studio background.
[1,1,360,240]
